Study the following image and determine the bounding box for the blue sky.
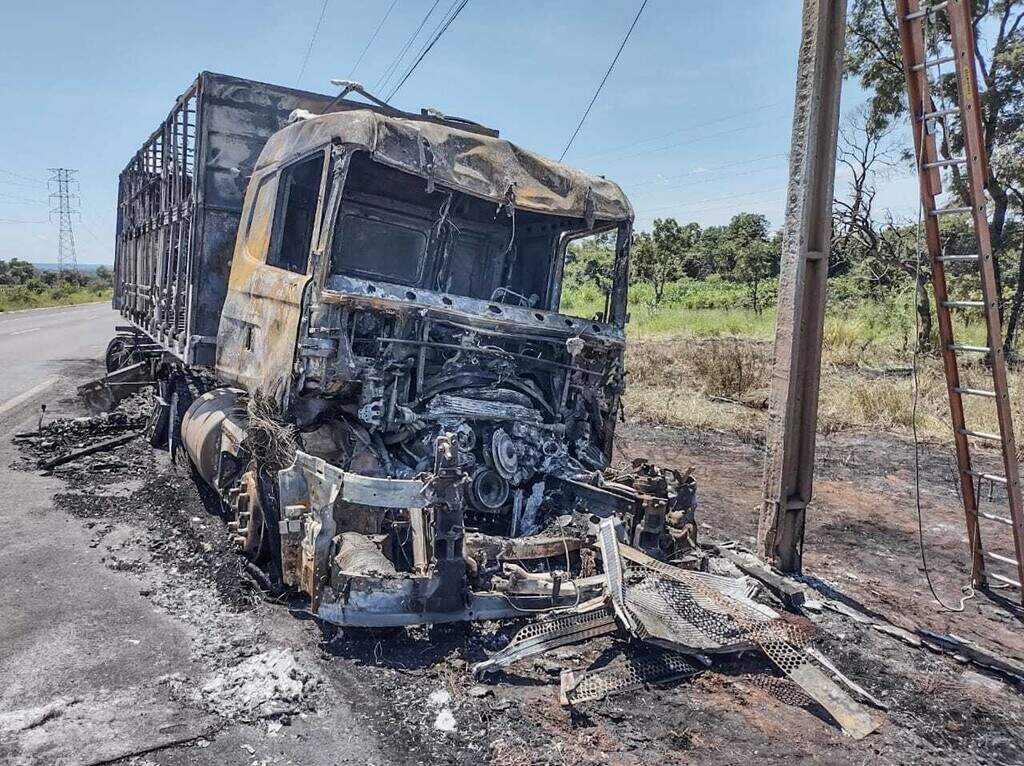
[0,0,918,265]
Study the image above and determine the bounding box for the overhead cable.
[375,0,443,94]
[296,0,331,86]
[349,0,401,79]
[558,0,649,162]
[387,0,471,101]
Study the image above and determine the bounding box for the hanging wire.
[558,0,649,162]
[386,0,471,101]
[349,0,401,79]
[374,0,444,94]
[910,9,976,612]
[296,0,331,86]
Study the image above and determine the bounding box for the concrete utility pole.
[48,168,79,273]
[757,0,847,573]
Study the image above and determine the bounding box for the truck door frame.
[216,145,332,400]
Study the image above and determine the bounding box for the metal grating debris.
[472,605,619,676]
[559,651,702,705]
[598,519,634,631]
[615,542,878,739]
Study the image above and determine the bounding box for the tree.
[846,0,1024,252]
[564,234,615,294]
[831,106,900,276]
[0,258,38,286]
[830,107,936,349]
[992,129,1024,349]
[632,218,698,303]
[723,213,778,314]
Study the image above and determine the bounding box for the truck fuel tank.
[180,388,248,491]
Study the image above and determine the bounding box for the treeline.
[566,213,783,314]
[568,0,1024,350]
[0,258,112,290]
[563,207,1024,352]
[0,258,113,311]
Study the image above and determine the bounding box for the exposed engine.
[293,300,625,541]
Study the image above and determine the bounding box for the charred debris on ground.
[14,393,889,739]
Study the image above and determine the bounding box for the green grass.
[629,306,776,338]
[564,272,995,357]
[0,285,112,312]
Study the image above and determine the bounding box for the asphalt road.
[0,302,119,416]
[0,303,378,765]
[0,302,187,764]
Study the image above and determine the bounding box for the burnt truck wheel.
[146,380,171,448]
[231,469,269,561]
[104,335,135,372]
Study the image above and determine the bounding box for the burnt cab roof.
[255,108,634,223]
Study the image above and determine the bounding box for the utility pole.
[757,0,847,573]
[48,168,79,273]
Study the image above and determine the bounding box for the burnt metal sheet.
[256,110,634,223]
[338,470,430,509]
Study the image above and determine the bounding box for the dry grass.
[624,326,1024,448]
[690,339,772,403]
[629,337,771,402]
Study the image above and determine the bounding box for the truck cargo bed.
[113,72,338,365]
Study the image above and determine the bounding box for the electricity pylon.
[48,168,79,273]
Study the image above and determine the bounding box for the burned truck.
[109,72,697,626]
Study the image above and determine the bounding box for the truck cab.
[111,74,696,626]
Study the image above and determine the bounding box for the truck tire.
[167,373,195,463]
[233,469,269,561]
[146,380,171,448]
[105,336,131,372]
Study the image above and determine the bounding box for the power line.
[386,0,459,97]
[0,192,47,205]
[637,185,788,217]
[626,164,785,199]
[0,218,48,224]
[387,0,471,101]
[78,215,106,244]
[576,102,783,161]
[0,169,46,187]
[614,122,765,163]
[620,152,788,189]
[296,0,331,86]
[349,0,401,79]
[558,0,649,162]
[374,0,443,94]
[0,178,46,190]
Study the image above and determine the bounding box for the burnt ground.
[4,361,1024,766]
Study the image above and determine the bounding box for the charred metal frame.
[107,71,717,629]
[114,82,198,360]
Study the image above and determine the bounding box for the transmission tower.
[48,168,79,273]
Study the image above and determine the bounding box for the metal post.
[757,0,847,572]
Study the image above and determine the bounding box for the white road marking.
[8,327,41,336]
[0,377,58,417]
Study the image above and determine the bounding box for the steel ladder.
[897,0,1024,599]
